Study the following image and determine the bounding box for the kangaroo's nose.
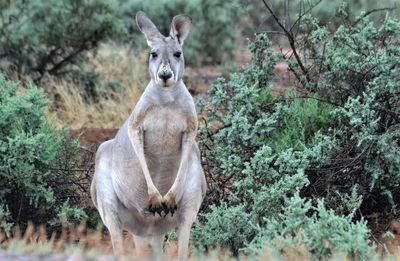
[158,70,172,81]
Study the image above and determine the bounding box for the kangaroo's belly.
[141,107,186,195]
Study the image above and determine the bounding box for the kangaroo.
[90,11,207,260]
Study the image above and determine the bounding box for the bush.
[0,0,126,83]
[0,75,90,228]
[297,6,400,219]
[194,6,399,258]
[194,33,341,256]
[247,194,372,259]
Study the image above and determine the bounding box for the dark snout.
[158,70,172,81]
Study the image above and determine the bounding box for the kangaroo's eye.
[151,52,158,58]
[174,52,182,58]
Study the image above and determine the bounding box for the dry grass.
[49,43,148,129]
[1,223,399,261]
[0,223,217,260]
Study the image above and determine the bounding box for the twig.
[353,7,397,25]
[261,31,287,36]
[289,0,323,33]
[261,0,311,85]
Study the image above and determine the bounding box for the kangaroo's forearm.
[168,130,196,194]
[128,125,158,194]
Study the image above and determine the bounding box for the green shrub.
[299,8,400,218]
[0,0,126,83]
[0,75,89,228]
[194,33,341,256]
[246,194,372,259]
[194,7,399,258]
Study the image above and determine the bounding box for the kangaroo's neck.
[146,79,187,104]
[149,78,185,91]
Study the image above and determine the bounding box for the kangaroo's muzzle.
[158,69,172,81]
[156,64,175,86]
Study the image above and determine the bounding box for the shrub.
[0,0,126,83]
[194,6,399,258]
[296,6,400,219]
[246,194,372,259]
[194,33,342,256]
[0,75,90,229]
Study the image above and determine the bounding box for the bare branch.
[261,0,311,85]
[289,0,323,33]
[353,7,397,25]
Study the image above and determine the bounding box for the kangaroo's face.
[148,37,184,87]
[136,12,192,88]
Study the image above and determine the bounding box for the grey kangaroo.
[90,11,207,260]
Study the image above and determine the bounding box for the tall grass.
[51,43,148,129]
[0,223,398,260]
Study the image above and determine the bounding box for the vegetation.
[0,0,126,84]
[193,2,400,259]
[51,43,148,129]
[0,75,90,229]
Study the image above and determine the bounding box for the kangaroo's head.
[136,11,192,88]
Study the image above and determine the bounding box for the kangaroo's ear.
[170,15,192,46]
[136,11,162,46]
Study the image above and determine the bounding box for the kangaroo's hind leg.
[91,140,124,255]
[103,207,124,255]
[177,193,204,260]
[177,148,207,261]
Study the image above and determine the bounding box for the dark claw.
[147,205,156,215]
[164,208,169,216]
[170,208,175,216]
[156,208,162,216]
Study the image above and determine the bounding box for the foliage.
[246,194,372,259]
[51,200,88,227]
[298,6,400,218]
[194,6,399,258]
[0,75,90,229]
[0,0,126,83]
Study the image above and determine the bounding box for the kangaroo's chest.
[142,107,187,156]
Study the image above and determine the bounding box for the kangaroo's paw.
[162,193,178,216]
[147,191,164,216]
